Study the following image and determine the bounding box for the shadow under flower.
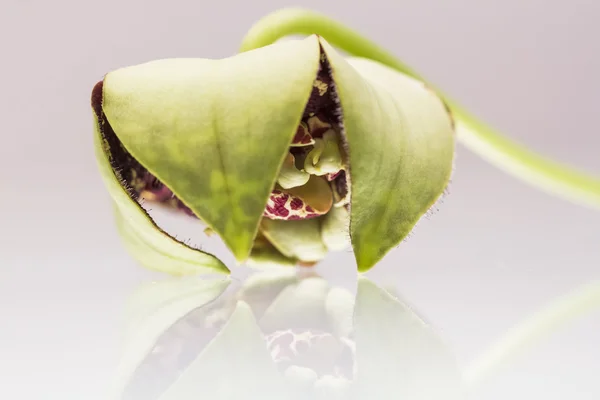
[112,269,466,400]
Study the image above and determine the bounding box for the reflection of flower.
[198,270,356,392]
[112,271,465,399]
[266,329,355,380]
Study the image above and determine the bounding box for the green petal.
[101,36,321,263]
[93,116,229,275]
[320,39,455,271]
[260,217,328,262]
[276,153,310,189]
[158,301,289,399]
[320,205,351,251]
[113,276,231,398]
[353,278,465,399]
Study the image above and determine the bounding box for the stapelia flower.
[91,35,455,274]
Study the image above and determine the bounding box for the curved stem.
[240,8,600,210]
[463,281,600,387]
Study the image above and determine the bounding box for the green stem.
[240,8,600,210]
[463,281,600,387]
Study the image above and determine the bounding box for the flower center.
[264,114,346,221]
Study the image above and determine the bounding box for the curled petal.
[303,129,344,176]
[320,39,455,271]
[93,116,229,275]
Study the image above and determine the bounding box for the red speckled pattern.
[292,124,314,145]
[263,190,324,220]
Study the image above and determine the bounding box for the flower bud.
[92,35,454,274]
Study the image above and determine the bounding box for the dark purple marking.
[302,56,336,119]
[334,170,348,201]
[292,125,313,145]
[290,198,303,210]
[91,80,104,118]
[306,112,332,138]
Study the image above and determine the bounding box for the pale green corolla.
[93,35,454,274]
[93,8,600,275]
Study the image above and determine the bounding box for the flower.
[91,35,455,274]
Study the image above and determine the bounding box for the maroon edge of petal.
[334,170,348,201]
[91,80,104,119]
[91,79,140,200]
[91,79,199,218]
